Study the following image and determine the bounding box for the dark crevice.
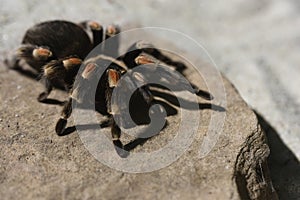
[235,171,251,200]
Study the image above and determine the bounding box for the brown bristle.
[43,66,55,77]
[32,47,52,59]
[63,58,82,69]
[88,21,102,30]
[135,55,155,65]
[108,69,120,88]
[82,63,97,79]
[107,25,118,35]
[43,61,62,78]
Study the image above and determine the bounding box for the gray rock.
[0,45,277,199]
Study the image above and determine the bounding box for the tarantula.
[6,20,213,156]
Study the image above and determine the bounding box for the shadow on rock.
[256,112,300,200]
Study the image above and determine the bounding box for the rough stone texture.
[234,124,273,199]
[0,51,277,199]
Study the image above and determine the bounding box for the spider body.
[6,20,213,156]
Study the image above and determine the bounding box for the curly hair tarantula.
[6,20,213,156]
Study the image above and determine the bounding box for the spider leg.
[37,77,53,102]
[103,24,120,57]
[16,44,54,72]
[106,68,122,141]
[56,97,73,135]
[55,62,97,136]
[5,45,82,102]
[111,115,122,147]
[105,24,120,40]
[110,115,130,158]
[5,44,54,77]
[123,40,186,72]
[4,51,21,70]
[134,54,213,100]
[79,21,103,48]
[106,67,135,157]
[39,57,82,102]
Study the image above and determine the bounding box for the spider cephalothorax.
[6,20,213,156]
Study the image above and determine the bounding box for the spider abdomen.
[22,20,93,61]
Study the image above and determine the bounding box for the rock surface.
[0,47,277,199]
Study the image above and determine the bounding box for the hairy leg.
[55,97,73,135]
